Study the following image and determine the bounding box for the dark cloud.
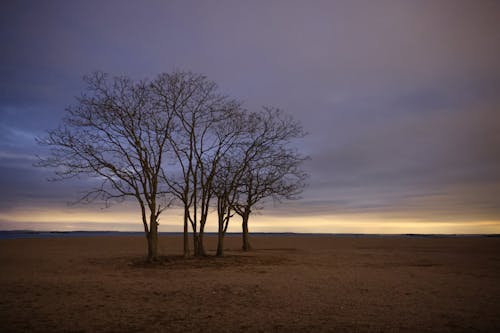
[1,0,499,230]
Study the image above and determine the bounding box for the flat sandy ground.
[1,235,499,332]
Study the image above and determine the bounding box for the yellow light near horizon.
[0,209,135,224]
[245,215,500,234]
[1,206,500,234]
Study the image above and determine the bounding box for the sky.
[1,0,500,233]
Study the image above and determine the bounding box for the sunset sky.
[1,0,499,234]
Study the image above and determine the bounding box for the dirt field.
[1,235,499,332]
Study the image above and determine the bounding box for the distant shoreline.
[1,230,499,240]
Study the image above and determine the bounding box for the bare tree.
[213,137,246,257]
[233,108,308,251]
[212,108,307,254]
[37,71,307,260]
[37,72,174,261]
[151,72,241,257]
[213,156,239,257]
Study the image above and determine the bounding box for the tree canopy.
[38,71,308,260]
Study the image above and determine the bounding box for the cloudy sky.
[1,0,499,233]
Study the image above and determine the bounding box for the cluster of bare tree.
[38,71,307,261]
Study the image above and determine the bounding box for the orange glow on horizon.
[1,206,499,234]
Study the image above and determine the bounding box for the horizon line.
[1,229,499,237]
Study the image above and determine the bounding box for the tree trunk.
[198,228,206,256]
[192,232,199,256]
[216,214,225,257]
[241,210,252,251]
[147,220,158,262]
[183,210,189,258]
[192,232,206,256]
[216,232,224,257]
